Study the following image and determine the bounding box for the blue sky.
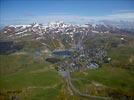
[0,0,134,25]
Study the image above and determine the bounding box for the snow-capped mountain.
[98,20,134,30]
[0,21,133,42]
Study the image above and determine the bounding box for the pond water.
[52,50,73,57]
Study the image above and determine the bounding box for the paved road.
[66,70,111,100]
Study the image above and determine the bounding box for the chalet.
[87,62,99,69]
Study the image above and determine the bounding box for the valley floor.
[0,53,134,100]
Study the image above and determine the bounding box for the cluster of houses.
[50,46,111,72]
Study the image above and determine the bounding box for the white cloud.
[36,11,134,22]
[1,11,134,26]
[114,10,134,13]
[100,12,134,21]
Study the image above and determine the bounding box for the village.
[45,35,112,73]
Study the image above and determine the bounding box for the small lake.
[52,50,73,57]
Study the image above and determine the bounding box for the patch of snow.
[9,25,31,29]
[121,38,124,40]
[33,23,39,27]
[4,31,7,33]
[80,24,89,27]
[92,30,99,33]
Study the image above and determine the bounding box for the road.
[66,70,111,100]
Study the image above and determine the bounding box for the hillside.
[0,22,134,100]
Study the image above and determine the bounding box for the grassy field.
[0,54,62,100]
[0,34,134,100]
[0,54,134,100]
[72,66,134,96]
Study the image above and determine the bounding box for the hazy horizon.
[1,0,134,26]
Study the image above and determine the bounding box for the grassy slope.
[72,66,134,96]
[72,34,134,97]
[0,34,134,99]
[0,54,62,100]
